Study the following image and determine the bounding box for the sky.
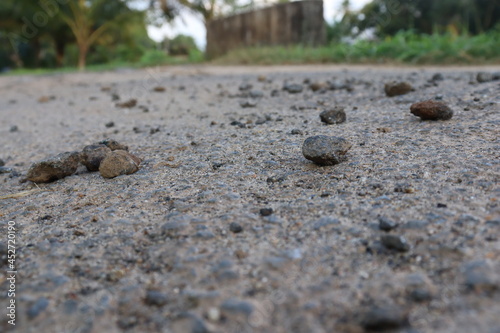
[145,0,373,50]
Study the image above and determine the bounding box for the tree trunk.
[78,43,88,71]
[55,39,66,67]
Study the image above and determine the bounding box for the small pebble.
[115,99,137,108]
[99,139,129,151]
[27,297,49,319]
[144,290,169,306]
[379,217,397,231]
[410,100,453,120]
[476,72,493,83]
[229,222,243,233]
[239,100,257,108]
[153,86,166,92]
[105,121,115,128]
[384,81,413,97]
[10,125,18,132]
[302,135,352,166]
[99,150,141,179]
[290,129,303,135]
[259,208,273,216]
[380,234,410,252]
[283,83,303,94]
[320,106,346,124]
[239,83,252,91]
[81,144,112,172]
[360,306,409,331]
[27,151,81,183]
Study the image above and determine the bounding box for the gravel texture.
[0,65,499,333]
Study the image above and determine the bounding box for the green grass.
[212,30,500,65]
[1,49,205,76]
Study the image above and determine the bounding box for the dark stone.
[380,234,410,252]
[384,81,413,97]
[378,217,397,231]
[302,135,352,166]
[320,107,346,124]
[105,121,115,128]
[0,158,4,166]
[290,129,303,135]
[10,125,18,132]
[0,166,13,174]
[239,100,257,108]
[431,73,444,81]
[144,290,170,306]
[26,151,81,183]
[360,306,409,331]
[477,72,493,83]
[283,83,303,94]
[259,208,273,216]
[249,90,264,98]
[229,222,243,233]
[239,83,252,91]
[410,100,453,120]
[81,144,112,172]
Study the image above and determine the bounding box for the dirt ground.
[0,65,499,333]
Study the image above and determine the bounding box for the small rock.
[229,222,243,233]
[431,73,444,81]
[239,83,252,91]
[309,82,328,91]
[220,299,254,317]
[257,75,267,82]
[99,150,140,179]
[81,144,112,172]
[99,139,129,151]
[0,166,12,174]
[384,81,413,97]
[153,86,166,92]
[378,217,397,231]
[290,129,303,135]
[312,216,340,230]
[0,158,4,166]
[27,297,49,319]
[105,121,115,128]
[194,230,215,239]
[259,208,273,216]
[144,290,169,306]
[239,100,257,108]
[410,100,453,120]
[360,306,409,331]
[27,151,81,183]
[161,221,188,237]
[10,125,18,132]
[172,312,209,333]
[380,234,410,252]
[249,90,264,98]
[116,99,137,108]
[302,135,352,166]
[283,83,303,94]
[477,72,493,83]
[320,106,346,124]
[462,260,499,292]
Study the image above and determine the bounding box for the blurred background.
[0,0,499,72]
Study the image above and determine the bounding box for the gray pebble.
[290,129,303,135]
[194,230,215,239]
[283,83,303,94]
[172,312,209,333]
[249,90,264,98]
[312,216,340,230]
[477,72,493,83]
[239,100,257,108]
[220,298,254,317]
[320,106,346,124]
[144,290,169,306]
[381,234,410,252]
[379,217,397,231]
[360,306,409,331]
[401,220,428,230]
[10,125,18,132]
[0,166,13,174]
[27,297,49,319]
[302,135,352,166]
[229,222,243,233]
[239,83,252,91]
[462,260,499,292]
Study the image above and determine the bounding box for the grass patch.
[212,30,500,65]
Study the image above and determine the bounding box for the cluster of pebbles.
[0,66,499,333]
[26,139,140,183]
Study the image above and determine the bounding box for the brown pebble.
[410,100,453,120]
[81,144,112,171]
[99,139,129,151]
[153,86,166,92]
[26,151,81,183]
[384,81,413,97]
[309,82,328,92]
[115,99,137,108]
[99,150,141,179]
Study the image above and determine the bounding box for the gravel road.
[0,65,499,333]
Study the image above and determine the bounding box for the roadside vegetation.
[1,0,499,74]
